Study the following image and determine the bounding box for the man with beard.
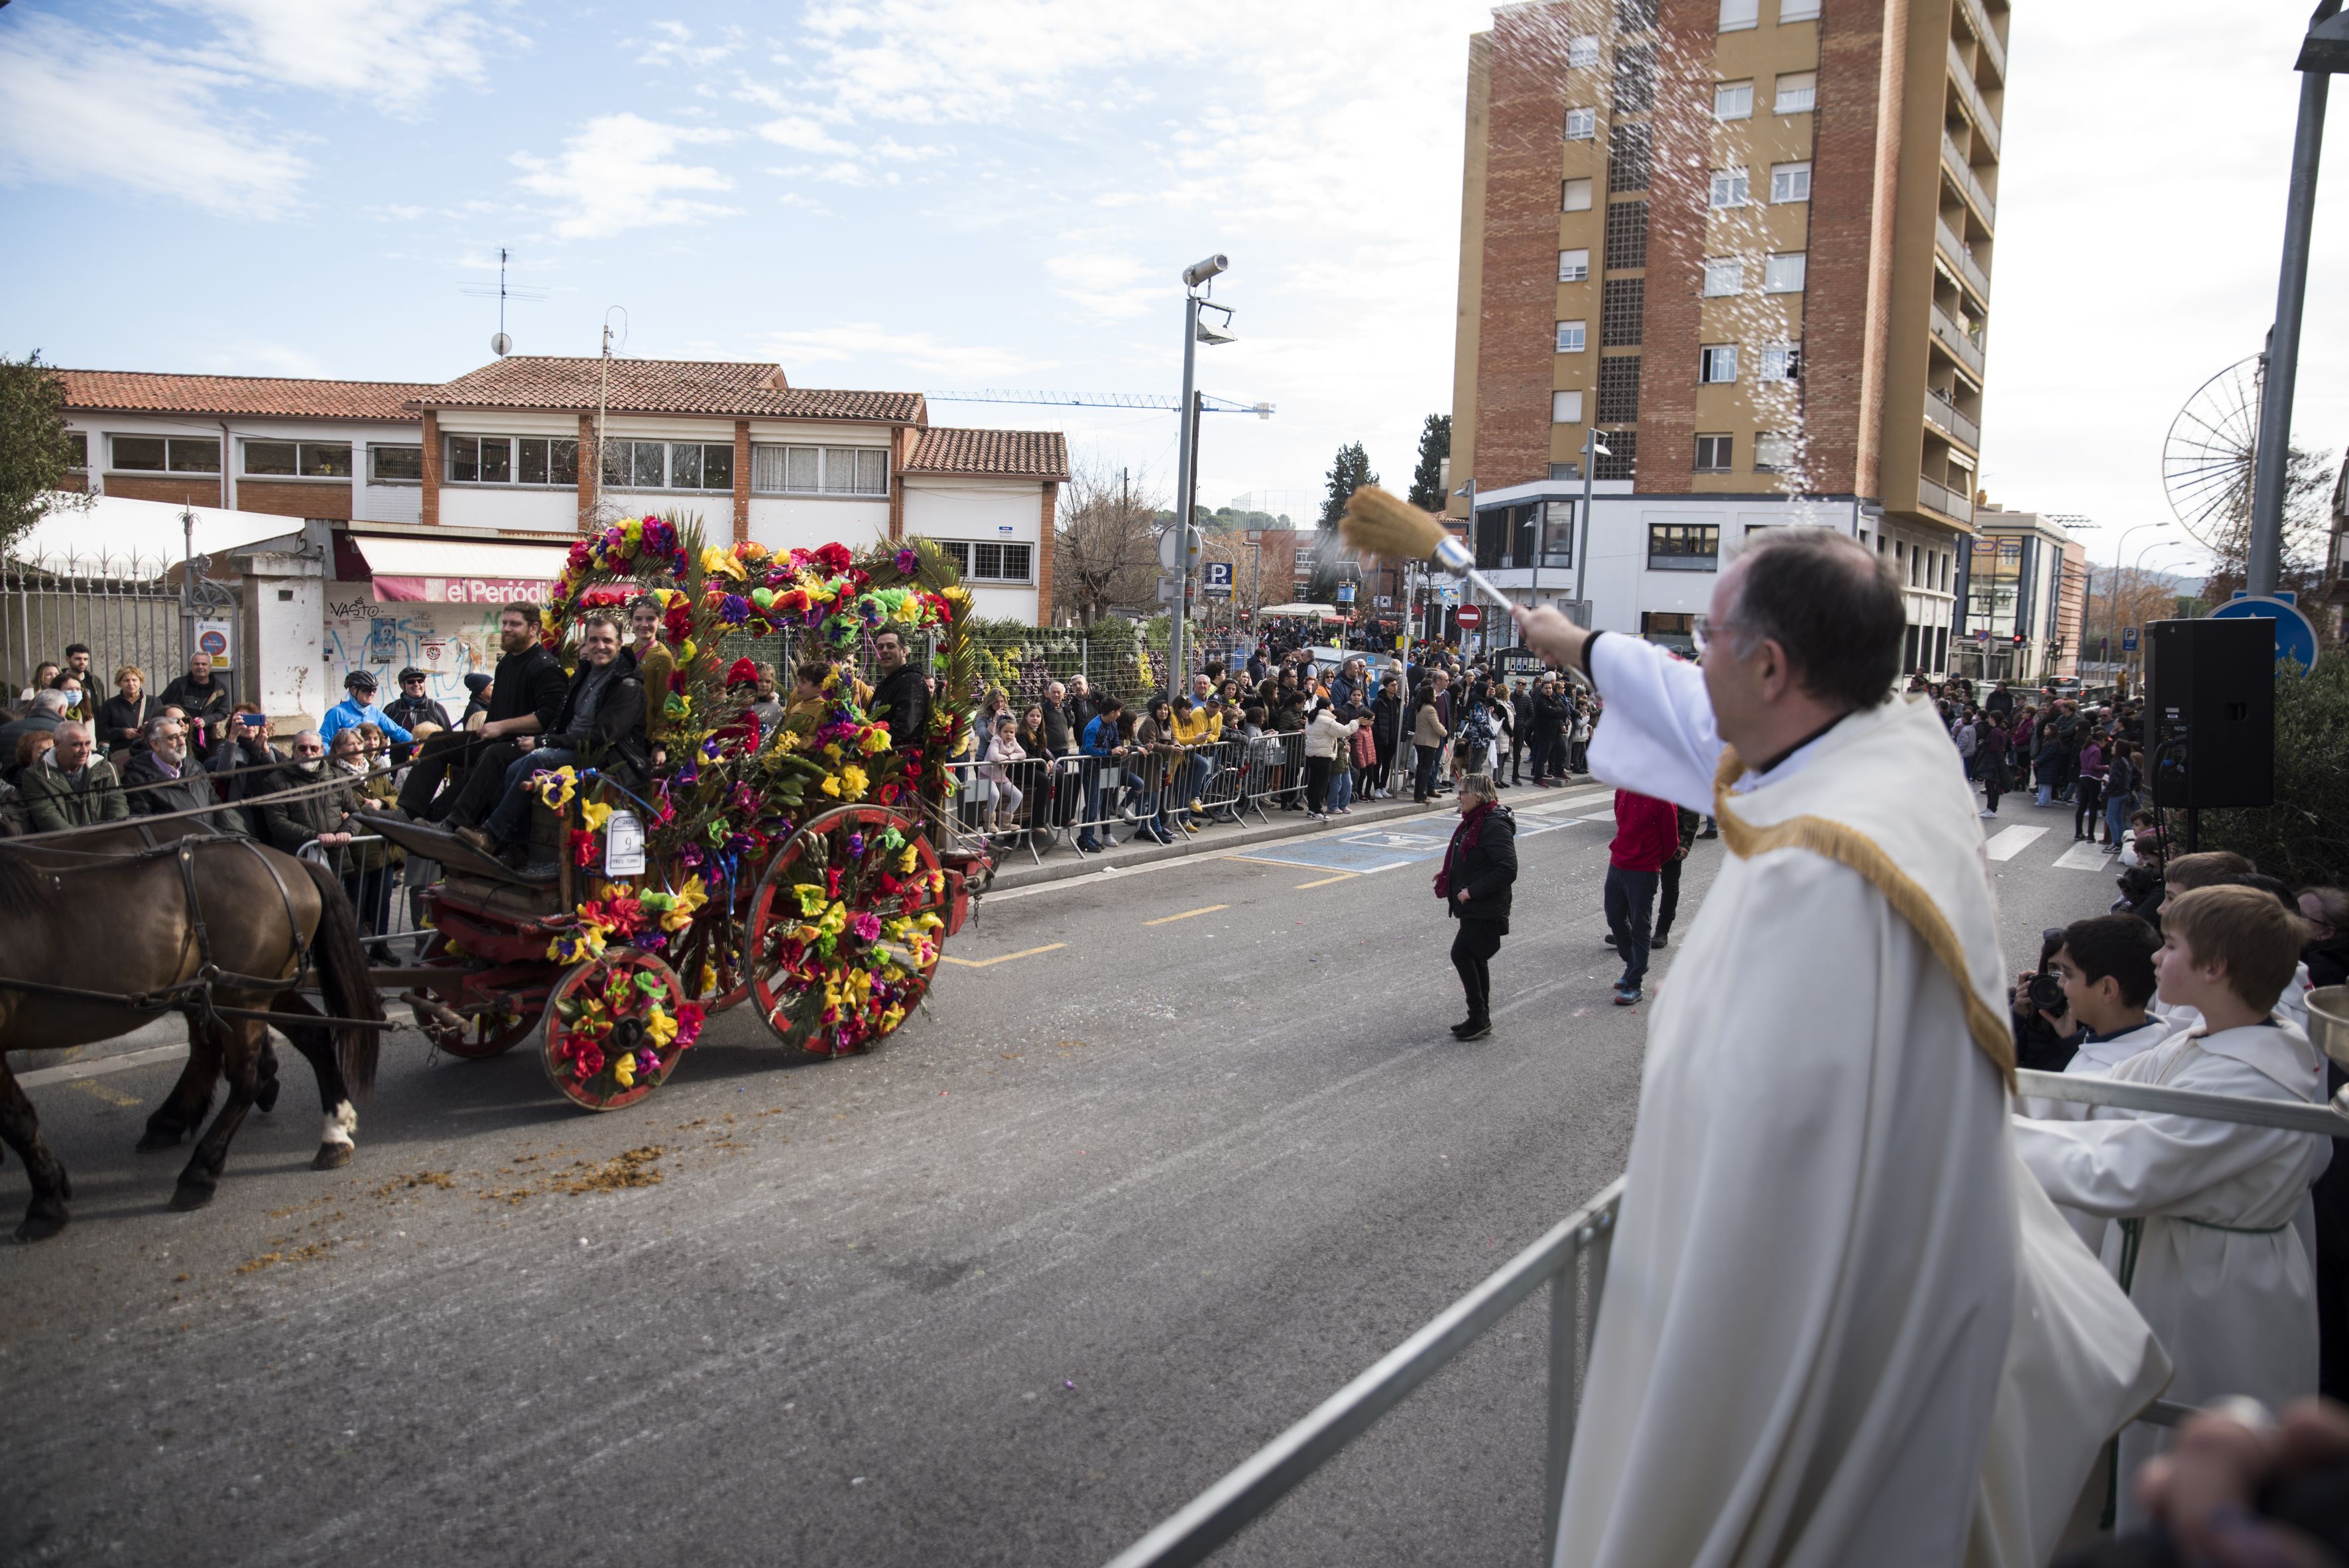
[867,626,929,756]
[123,713,231,827]
[396,603,570,822]
[455,613,644,871]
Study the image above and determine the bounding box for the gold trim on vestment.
[1713,748,2018,1088]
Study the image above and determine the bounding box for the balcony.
[1947,39,2002,158]
[1940,131,1996,229]
[1959,0,2008,84]
[1936,215,1993,302]
[1931,302,1986,378]
[1925,389,1981,451]
[1918,475,1974,524]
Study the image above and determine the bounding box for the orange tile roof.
[60,369,436,422]
[903,427,1069,480]
[412,356,927,423]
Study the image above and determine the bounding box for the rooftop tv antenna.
[459,247,549,357]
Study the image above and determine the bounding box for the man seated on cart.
[868,625,928,759]
[454,611,648,874]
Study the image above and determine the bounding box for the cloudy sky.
[3,0,2342,571]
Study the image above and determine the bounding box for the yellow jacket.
[1173,707,1219,746]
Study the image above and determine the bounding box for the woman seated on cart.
[455,611,648,873]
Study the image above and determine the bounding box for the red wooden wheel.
[745,804,946,1059]
[540,949,688,1112]
[670,853,761,1014]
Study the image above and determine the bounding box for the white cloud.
[758,323,1054,383]
[169,0,493,113]
[0,13,307,217]
[1045,252,1160,322]
[759,115,857,156]
[512,115,740,241]
[634,20,740,70]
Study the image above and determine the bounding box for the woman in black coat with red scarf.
[1435,772,1517,1040]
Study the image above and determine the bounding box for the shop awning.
[353,535,571,604]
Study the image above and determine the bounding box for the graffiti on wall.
[322,585,503,714]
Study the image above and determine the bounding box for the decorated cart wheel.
[746,804,947,1060]
[540,948,703,1113]
[672,856,760,1014]
[414,996,538,1059]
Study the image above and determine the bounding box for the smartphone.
[241,713,266,729]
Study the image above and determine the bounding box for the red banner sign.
[373,576,553,605]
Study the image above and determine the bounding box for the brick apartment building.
[1448,0,2007,674]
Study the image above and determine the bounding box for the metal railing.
[3,550,206,704]
[1960,0,2008,84]
[1936,215,1994,303]
[1925,388,1982,451]
[1107,1067,2349,1566]
[1947,36,2002,158]
[1919,475,1975,523]
[1931,302,1988,377]
[1940,130,1997,229]
[294,831,432,960]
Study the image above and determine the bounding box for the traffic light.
[2010,633,2025,646]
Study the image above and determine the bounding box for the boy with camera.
[2015,884,2332,1526]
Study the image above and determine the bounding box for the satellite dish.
[491,332,512,357]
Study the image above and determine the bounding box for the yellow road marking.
[939,943,1066,969]
[1143,904,1229,926]
[72,1078,143,1108]
[1294,874,1358,890]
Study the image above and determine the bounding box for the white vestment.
[2019,1017,2181,1253]
[2014,1020,2330,1528]
[2151,961,2314,1038]
[1555,636,2166,1568]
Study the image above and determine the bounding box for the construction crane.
[926,389,1276,418]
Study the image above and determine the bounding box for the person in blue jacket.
[1076,695,1127,853]
[319,669,414,749]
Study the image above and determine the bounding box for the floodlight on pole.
[1183,255,1229,290]
[1170,257,1234,701]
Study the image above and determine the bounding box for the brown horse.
[0,832,383,1240]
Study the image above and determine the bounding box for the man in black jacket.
[157,652,232,746]
[457,613,644,867]
[122,715,233,828]
[401,604,570,821]
[1530,678,1571,786]
[1437,773,1516,1040]
[382,667,452,763]
[1509,679,1536,784]
[868,625,929,755]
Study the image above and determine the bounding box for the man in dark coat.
[121,715,233,828]
[403,604,571,822]
[1530,678,1571,786]
[868,625,930,755]
[456,613,644,867]
[157,652,233,747]
[382,667,452,764]
[1437,773,1517,1040]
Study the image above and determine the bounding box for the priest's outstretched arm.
[1514,606,1720,813]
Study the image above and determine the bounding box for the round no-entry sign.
[1454,605,1482,630]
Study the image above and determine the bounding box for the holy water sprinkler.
[1339,485,1514,606]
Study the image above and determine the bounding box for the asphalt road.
[1,785,2122,1568]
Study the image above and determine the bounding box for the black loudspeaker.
[2143,617,2275,810]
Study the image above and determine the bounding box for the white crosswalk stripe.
[1983,825,2049,862]
[2053,838,2114,871]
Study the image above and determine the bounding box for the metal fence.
[1105,1068,2349,1567]
[294,833,432,962]
[3,550,204,698]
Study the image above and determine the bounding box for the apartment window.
[369,444,424,483]
[1592,430,1637,481]
[1699,344,1738,383]
[1771,160,1812,203]
[1754,431,1796,471]
[595,438,660,489]
[1600,276,1644,346]
[1709,166,1750,208]
[1719,0,1760,30]
[1779,0,1821,19]
[448,436,513,484]
[1714,80,1754,120]
[109,435,219,473]
[243,440,352,478]
[1614,44,1656,113]
[1604,200,1648,270]
[750,444,888,496]
[1558,247,1591,283]
[1764,252,1807,293]
[1565,107,1597,141]
[1555,320,1587,353]
[1774,71,1817,113]
[1649,523,1721,568]
[1616,0,1659,29]
[1703,257,1744,296]
[1760,342,1803,381]
[1608,122,1652,192]
[1563,177,1595,212]
[666,441,735,492]
[66,432,88,469]
[1642,611,1698,646]
[1551,391,1585,424]
[1693,434,1735,473]
[932,540,1034,583]
[1597,355,1642,421]
[522,438,581,487]
[1567,34,1601,67]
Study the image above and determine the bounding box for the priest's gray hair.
[1724,529,1905,711]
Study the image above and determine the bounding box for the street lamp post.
[1168,253,1232,704]
[2103,522,2169,677]
[1569,429,1612,630]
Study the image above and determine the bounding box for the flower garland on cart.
[526,512,975,1091]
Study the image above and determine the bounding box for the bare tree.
[1054,459,1163,625]
[2200,444,2337,605]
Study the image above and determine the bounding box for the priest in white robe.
[1516,528,2165,1568]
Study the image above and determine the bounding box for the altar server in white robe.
[2015,884,2330,1528]
[1516,529,2165,1568]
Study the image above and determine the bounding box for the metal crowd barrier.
[293,831,431,960]
[1105,1069,2349,1567]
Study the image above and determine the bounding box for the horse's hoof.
[256,1079,280,1115]
[168,1181,216,1213]
[312,1142,353,1172]
[15,1207,68,1242]
[136,1126,186,1154]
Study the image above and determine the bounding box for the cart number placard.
[603,810,646,876]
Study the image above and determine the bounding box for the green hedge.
[2199,651,2349,887]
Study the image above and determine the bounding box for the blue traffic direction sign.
[2208,594,2319,675]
